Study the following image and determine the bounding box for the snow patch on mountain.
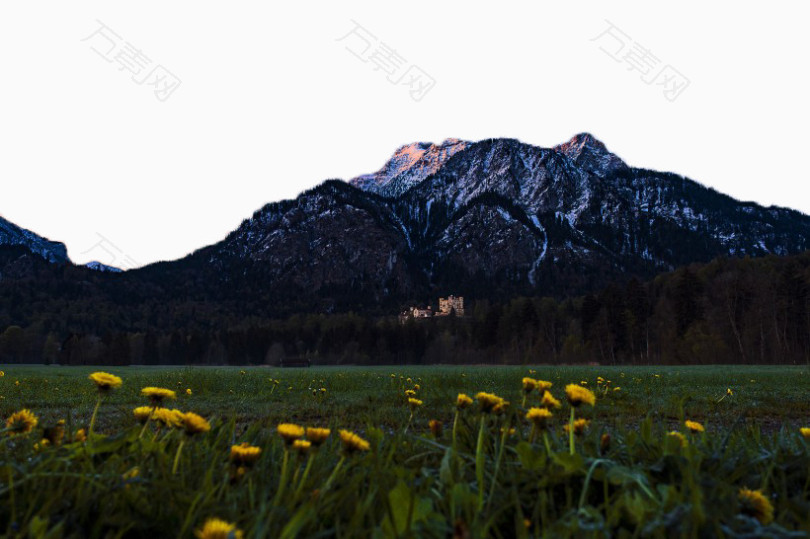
[85,261,123,273]
[527,215,548,287]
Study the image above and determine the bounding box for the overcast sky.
[1,2,807,268]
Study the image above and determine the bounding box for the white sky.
[1,2,807,268]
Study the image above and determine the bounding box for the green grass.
[1,364,810,537]
[4,364,810,432]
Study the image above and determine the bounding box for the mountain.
[3,133,810,316]
[85,261,123,273]
[148,133,809,312]
[0,216,69,264]
[552,132,627,177]
[349,138,469,198]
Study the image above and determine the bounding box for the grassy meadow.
[1,364,810,537]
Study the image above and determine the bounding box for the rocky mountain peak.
[553,132,627,177]
[349,138,469,197]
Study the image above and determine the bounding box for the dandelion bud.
[600,433,611,452]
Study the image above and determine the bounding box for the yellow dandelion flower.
[666,431,688,448]
[133,406,154,424]
[233,466,247,481]
[88,372,122,391]
[404,389,416,397]
[613,387,621,391]
[563,418,590,436]
[522,377,537,392]
[153,408,184,428]
[33,438,50,452]
[0,371,4,377]
[540,391,561,409]
[141,387,177,404]
[413,384,421,391]
[186,388,192,396]
[408,397,423,409]
[493,401,510,415]
[339,429,370,453]
[800,427,810,440]
[475,392,505,413]
[428,419,443,437]
[168,409,186,428]
[74,428,87,443]
[580,380,588,385]
[685,420,704,433]
[565,384,596,407]
[181,412,211,435]
[535,380,553,393]
[230,442,262,465]
[305,427,331,446]
[457,393,473,409]
[526,407,553,428]
[738,488,774,524]
[726,388,733,396]
[277,423,305,444]
[194,518,244,539]
[43,420,65,446]
[5,409,38,435]
[292,439,311,454]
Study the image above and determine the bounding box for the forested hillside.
[1,250,808,366]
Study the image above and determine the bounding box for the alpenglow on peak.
[349,138,469,197]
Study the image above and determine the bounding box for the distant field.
[2,364,809,537]
[2,364,809,432]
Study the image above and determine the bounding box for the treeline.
[1,252,809,366]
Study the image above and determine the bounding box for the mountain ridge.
[159,133,810,312]
[0,215,69,264]
[2,134,809,315]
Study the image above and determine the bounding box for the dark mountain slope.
[2,133,809,316]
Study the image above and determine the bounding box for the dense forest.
[1,248,809,366]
